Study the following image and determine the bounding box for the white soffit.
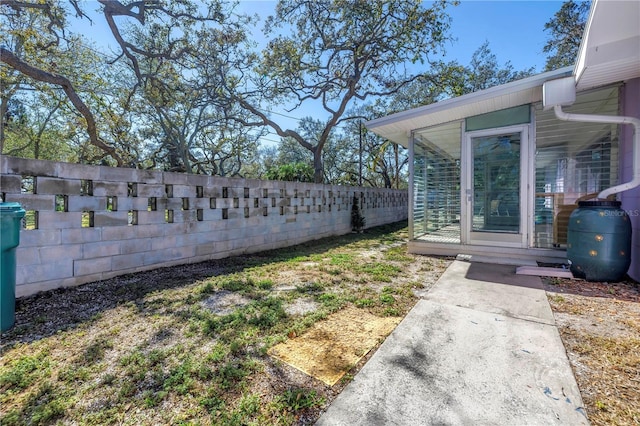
[575,0,640,90]
[366,67,572,147]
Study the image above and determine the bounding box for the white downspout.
[552,105,640,200]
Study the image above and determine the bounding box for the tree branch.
[0,47,125,165]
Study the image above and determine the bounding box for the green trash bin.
[1,202,26,332]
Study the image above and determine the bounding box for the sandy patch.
[268,306,401,385]
[201,290,251,315]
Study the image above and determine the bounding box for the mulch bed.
[542,275,640,302]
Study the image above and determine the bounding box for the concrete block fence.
[0,156,408,297]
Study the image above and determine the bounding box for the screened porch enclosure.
[411,85,620,251]
[533,85,619,248]
[412,121,462,244]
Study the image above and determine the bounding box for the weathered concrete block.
[181,221,209,235]
[163,198,183,211]
[120,238,151,255]
[129,223,165,238]
[100,224,137,241]
[150,235,176,251]
[94,212,128,227]
[83,241,121,259]
[192,198,209,210]
[16,259,73,285]
[92,181,128,197]
[15,277,83,298]
[112,252,146,270]
[136,184,166,198]
[203,186,221,198]
[143,246,195,266]
[68,195,106,212]
[40,244,83,262]
[136,211,166,225]
[62,228,102,244]
[3,193,55,211]
[38,211,82,229]
[16,247,40,266]
[35,176,81,195]
[163,171,189,185]
[170,184,193,198]
[170,209,195,224]
[74,257,112,276]
[114,197,133,211]
[128,198,149,211]
[226,186,248,199]
[0,174,22,194]
[186,174,209,186]
[99,166,137,182]
[133,169,163,184]
[195,243,217,256]
[18,229,61,247]
[2,156,57,177]
[210,176,232,188]
[215,198,231,210]
[56,162,101,180]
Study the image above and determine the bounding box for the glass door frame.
[461,124,531,248]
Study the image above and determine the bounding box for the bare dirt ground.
[544,276,640,425]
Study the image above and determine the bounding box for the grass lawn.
[3,220,637,425]
[0,221,451,425]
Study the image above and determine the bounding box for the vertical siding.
[620,78,640,281]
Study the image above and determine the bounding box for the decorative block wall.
[0,156,408,297]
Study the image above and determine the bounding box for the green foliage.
[0,353,50,392]
[543,0,590,71]
[265,162,314,182]
[329,253,355,266]
[234,0,457,183]
[272,388,325,413]
[357,262,401,282]
[354,298,376,308]
[351,195,366,231]
[1,381,68,426]
[379,293,396,304]
[383,246,413,262]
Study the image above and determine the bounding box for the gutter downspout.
[552,105,640,200]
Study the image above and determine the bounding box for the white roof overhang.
[367,0,640,148]
[365,67,572,147]
[574,0,640,91]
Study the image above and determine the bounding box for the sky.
[236,0,566,142]
[233,0,565,71]
[71,0,567,143]
[445,0,565,71]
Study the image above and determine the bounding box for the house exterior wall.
[619,77,640,281]
[0,156,408,297]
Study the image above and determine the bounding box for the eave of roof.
[574,0,640,90]
[365,67,573,147]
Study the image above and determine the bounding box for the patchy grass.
[0,221,451,425]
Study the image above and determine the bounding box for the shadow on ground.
[1,221,408,353]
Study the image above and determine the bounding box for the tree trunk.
[313,147,324,184]
[0,96,7,154]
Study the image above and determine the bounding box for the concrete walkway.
[316,260,589,426]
